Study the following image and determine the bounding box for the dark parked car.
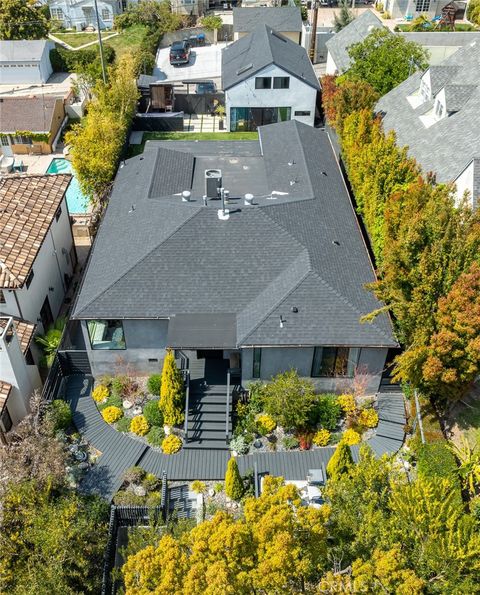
[169,40,191,66]
[196,81,217,94]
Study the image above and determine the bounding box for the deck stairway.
[167,484,196,519]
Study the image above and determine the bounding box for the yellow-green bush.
[358,408,379,429]
[161,434,182,454]
[102,406,123,424]
[256,414,276,435]
[92,384,109,403]
[191,480,207,494]
[343,428,361,445]
[130,415,150,436]
[338,394,356,415]
[313,429,331,447]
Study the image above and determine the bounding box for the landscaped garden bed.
[91,351,186,454]
[230,370,379,456]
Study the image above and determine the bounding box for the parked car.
[196,81,217,94]
[169,40,191,66]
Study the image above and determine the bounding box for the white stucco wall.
[0,41,54,84]
[225,63,317,130]
[325,51,338,75]
[6,197,74,331]
[454,160,474,208]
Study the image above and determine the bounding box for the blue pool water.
[46,158,89,214]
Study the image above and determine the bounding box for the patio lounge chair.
[0,155,14,173]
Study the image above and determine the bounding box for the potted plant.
[215,104,226,130]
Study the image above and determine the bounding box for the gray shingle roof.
[325,10,385,73]
[72,120,396,348]
[376,41,480,197]
[0,40,52,62]
[399,31,480,48]
[233,7,302,33]
[222,23,320,91]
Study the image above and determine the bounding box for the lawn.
[53,32,103,48]
[105,25,149,60]
[128,132,259,157]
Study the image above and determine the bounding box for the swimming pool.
[46,158,89,214]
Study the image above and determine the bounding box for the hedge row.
[50,45,116,73]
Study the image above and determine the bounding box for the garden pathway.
[65,375,405,501]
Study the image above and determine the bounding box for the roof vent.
[205,169,222,198]
[244,193,254,206]
[182,190,191,202]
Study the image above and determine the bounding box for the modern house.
[376,40,480,208]
[70,120,397,396]
[222,24,320,131]
[47,0,124,30]
[233,7,303,43]
[0,40,55,84]
[0,174,76,429]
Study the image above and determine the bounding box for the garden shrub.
[98,393,123,411]
[297,430,314,450]
[225,457,243,500]
[47,400,72,432]
[214,482,223,493]
[229,434,250,455]
[113,491,145,506]
[160,350,184,426]
[416,442,459,484]
[143,473,161,491]
[143,399,163,427]
[262,370,316,430]
[92,385,109,403]
[98,374,113,387]
[111,375,131,399]
[313,429,331,447]
[130,415,150,436]
[256,414,276,435]
[147,491,162,506]
[116,417,131,433]
[309,394,342,430]
[146,426,165,447]
[343,428,361,445]
[50,45,116,73]
[123,466,145,484]
[327,440,354,480]
[282,436,299,450]
[191,480,207,494]
[338,394,356,414]
[161,434,182,454]
[102,406,123,424]
[147,374,162,396]
[358,408,379,429]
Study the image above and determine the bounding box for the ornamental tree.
[159,349,184,426]
[333,0,355,32]
[0,0,49,40]
[326,440,354,481]
[346,28,429,95]
[225,457,243,501]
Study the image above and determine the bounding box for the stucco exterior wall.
[226,63,317,130]
[0,41,54,85]
[325,51,338,75]
[241,346,388,395]
[453,160,474,208]
[81,318,170,377]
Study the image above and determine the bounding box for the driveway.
[153,42,227,83]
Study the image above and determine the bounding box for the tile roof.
[0,381,12,416]
[72,120,396,348]
[0,315,36,353]
[325,10,385,73]
[0,40,52,62]
[376,41,480,197]
[0,95,64,134]
[233,7,302,33]
[0,174,71,288]
[222,23,320,91]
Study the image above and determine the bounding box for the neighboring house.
[0,95,66,156]
[383,0,465,21]
[171,0,206,17]
[325,10,384,75]
[399,31,480,64]
[376,41,480,208]
[233,7,303,43]
[70,120,397,394]
[301,24,334,64]
[222,24,320,131]
[0,40,55,84]
[47,0,123,30]
[0,174,76,429]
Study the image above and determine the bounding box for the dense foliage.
[262,370,316,430]
[225,457,244,501]
[467,0,480,25]
[0,0,49,40]
[333,0,355,32]
[160,350,184,426]
[345,28,429,95]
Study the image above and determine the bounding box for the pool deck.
[13,152,65,174]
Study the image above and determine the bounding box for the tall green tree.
[333,0,355,32]
[225,457,243,501]
[326,440,354,482]
[0,0,49,40]
[262,370,316,430]
[159,349,184,426]
[346,28,429,95]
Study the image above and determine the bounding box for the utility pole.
[93,0,107,84]
[309,0,319,63]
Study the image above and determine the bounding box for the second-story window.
[273,77,289,89]
[255,77,272,89]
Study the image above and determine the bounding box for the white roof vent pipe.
[182,190,191,202]
[244,193,254,206]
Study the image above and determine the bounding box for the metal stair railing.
[226,369,231,443]
[183,370,190,441]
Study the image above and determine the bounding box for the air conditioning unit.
[205,169,222,198]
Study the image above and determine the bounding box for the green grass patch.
[54,32,102,48]
[105,24,149,60]
[128,131,259,158]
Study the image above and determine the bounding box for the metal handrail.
[225,369,231,442]
[183,370,190,440]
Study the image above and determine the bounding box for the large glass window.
[273,77,289,89]
[255,77,272,89]
[311,347,360,378]
[87,320,126,350]
[252,347,262,378]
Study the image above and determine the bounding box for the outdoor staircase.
[167,484,196,519]
[185,383,232,450]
